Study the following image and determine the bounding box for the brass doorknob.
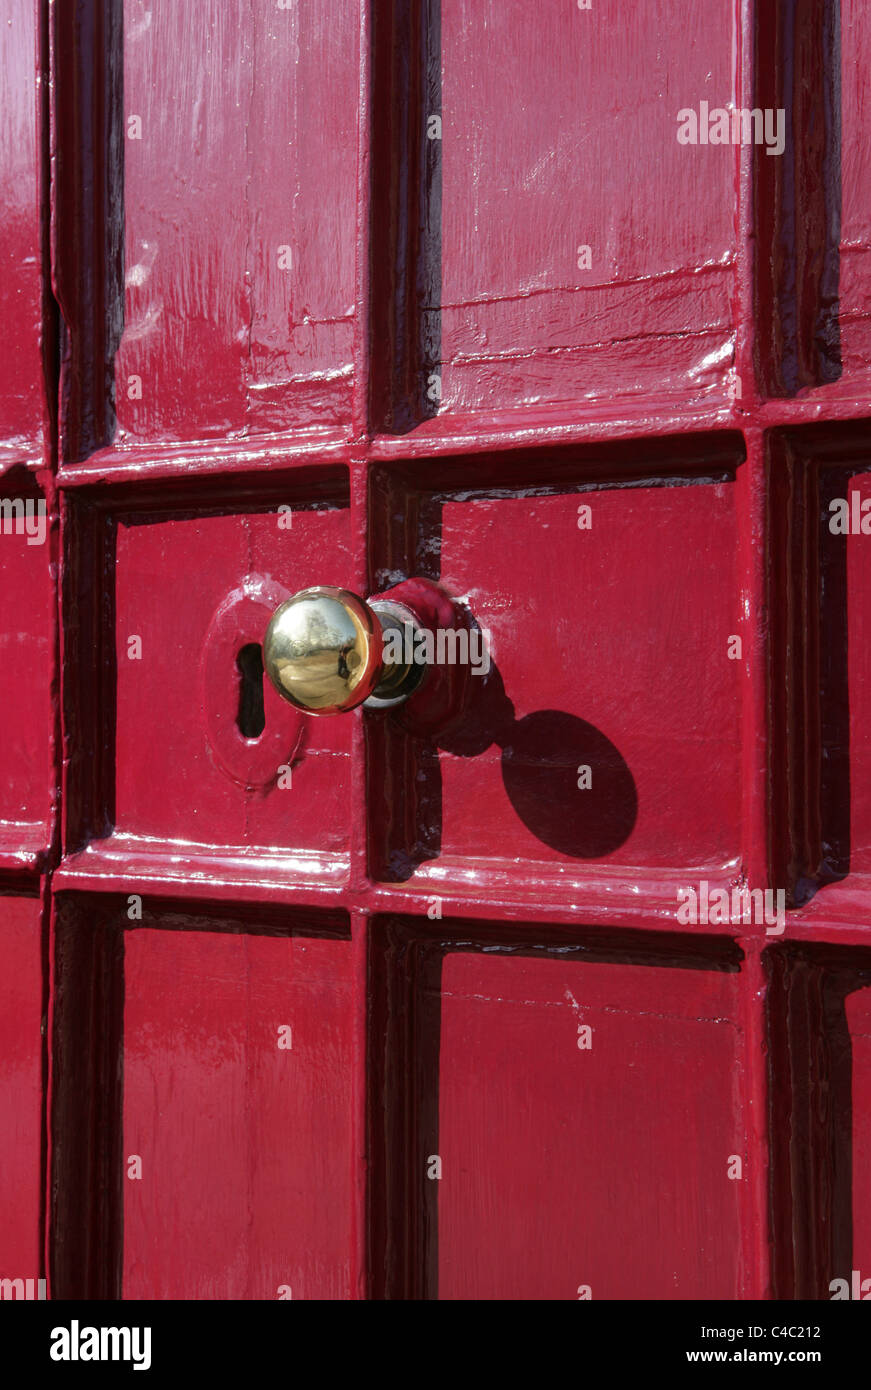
[263,585,426,714]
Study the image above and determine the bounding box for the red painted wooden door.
[1,0,869,1301]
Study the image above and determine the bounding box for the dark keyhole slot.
[236,643,266,739]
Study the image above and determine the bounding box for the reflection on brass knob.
[263,585,426,715]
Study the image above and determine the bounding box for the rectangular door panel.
[848,982,871,1289]
[826,0,870,400]
[373,0,738,427]
[756,0,867,402]
[117,0,358,445]
[50,896,354,1299]
[847,470,871,877]
[767,945,871,1299]
[0,472,53,866]
[62,472,352,890]
[0,0,46,467]
[123,921,354,1299]
[0,895,43,1286]
[55,0,359,463]
[770,435,871,920]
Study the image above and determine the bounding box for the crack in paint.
[441,989,738,1027]
[426,255,735,312]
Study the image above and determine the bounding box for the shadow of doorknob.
[263,585,428,714]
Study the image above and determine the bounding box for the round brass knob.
[263,587,383,713]
[263,585,426,714]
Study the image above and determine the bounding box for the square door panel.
[63,471,353,888]
[51,897,354,1300]
[0,894,43,1285]
[369,439,744,898]
[88,0,358,452]
[0,472,53,866]
[370,919,748,1300]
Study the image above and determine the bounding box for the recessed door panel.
[848,983,871,1286]
[757,0,871,404]
[122,921,354,1299]
[770,443,871,915]
[435,0,736,417]
[0,0,45,466]
[846,471,871,874]
[0,473,52,864]
[112,0,358,449]
[0,896,43,1282]
[369,444,744,890]
[63,476,354,885]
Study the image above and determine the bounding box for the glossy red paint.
[0,0,49,468]
[848,982,871,1283]
[113,2,359,447]
[122,915,355,1300]
[0,1,54,875]
[0,471,55,868]
[0,894,44,1281]
[0,0,869,1303]
[367,440,746,892]
[436,946,747,1300]
[437,4,737,416]
[110,495,352,869]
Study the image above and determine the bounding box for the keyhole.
[236,643,266,739]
